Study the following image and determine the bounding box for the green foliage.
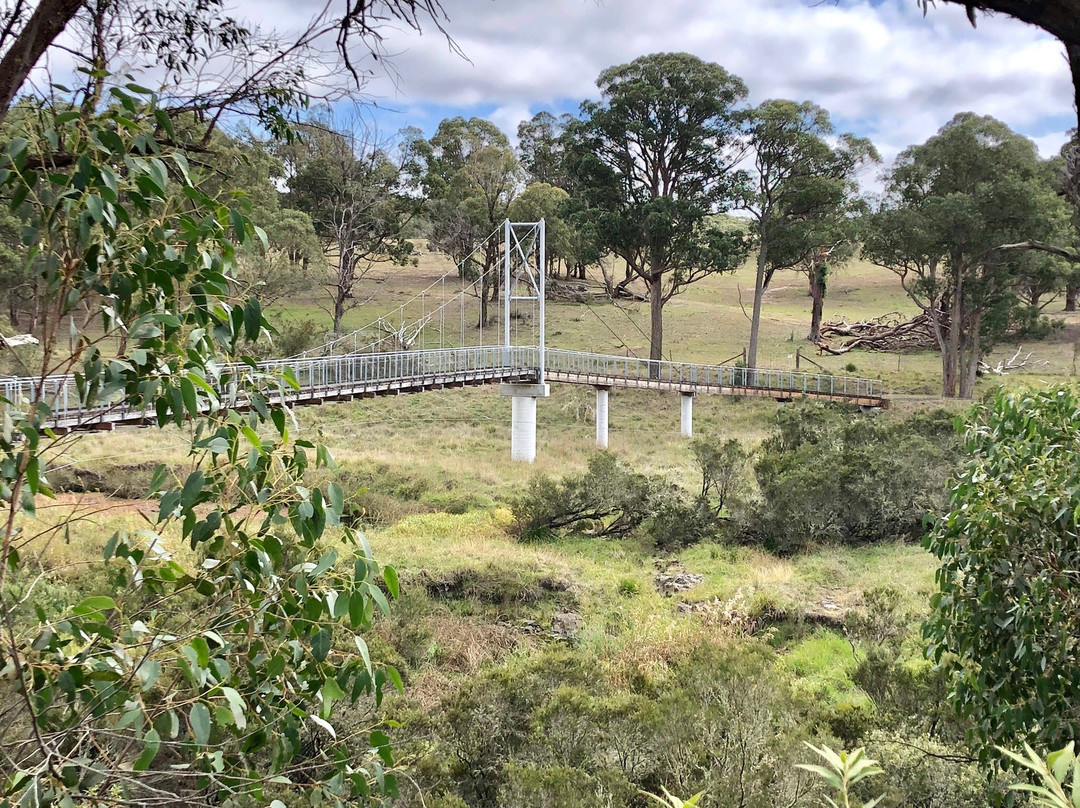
[796,744,884,808]
[738,404,961,554]
[925,385,1080,759]
[390,640,816,808]
[646,497,719,553]
[863,113,1071,397]
[0,90,400,806]
[512,447,733,551]
[517,110,575,189]
[867,735,1000,808]
[1001,743,1080,808]
[407,116,521,324]
[567,52,750,360]
[511,452,674,541]
[691,436,748,516]
[283,114,418,331]
[741,99,878,366]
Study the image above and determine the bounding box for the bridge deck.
[2,346,886,432]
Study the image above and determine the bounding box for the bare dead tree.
[978,346,1049,375]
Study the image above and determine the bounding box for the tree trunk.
[1066,281,1078,311]
[943,270,963,398]
[478,275,489,329]
[807,261,826,342]
[747,232,769,372]
[332,291,347,333]
[0,0,85,123]
[958,312,982,399]
[332,249,354,333]
[648,274,663,378]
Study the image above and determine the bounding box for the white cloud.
[32,0,1075,161]
[314,0,1073,158]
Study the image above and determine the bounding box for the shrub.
[736,403,961,554]
[925,386,1080,759]
[690,437,747,516]
[645,498,719,553]
[510,453,674,541]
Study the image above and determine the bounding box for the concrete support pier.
[499,383,551,462]
[595,386,610,449]
[680,392,694,438]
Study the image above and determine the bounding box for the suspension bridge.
[2,221,887,461]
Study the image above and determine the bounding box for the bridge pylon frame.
[502,219,546,383]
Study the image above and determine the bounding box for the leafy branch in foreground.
[644,786,706,808]
[0,88,400,807]
[796,743,884,808]
[1000,743,1080,808]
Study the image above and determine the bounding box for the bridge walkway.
[1,346,887,432]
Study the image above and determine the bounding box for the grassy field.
[271,243,1080,397]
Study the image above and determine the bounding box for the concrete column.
[500,383,551,462]
[680,392,694,438]
[595,387,609,449]
[511,396,537,461]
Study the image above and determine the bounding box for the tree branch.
[0,0,85,123]
[993,240,1080,263]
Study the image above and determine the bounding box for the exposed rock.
[654,569,704,596]
[551,610,582,640]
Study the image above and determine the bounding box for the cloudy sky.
[252,0,1069,167]
[37,0,1069,167]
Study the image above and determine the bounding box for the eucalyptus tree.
[0,2,456,804]
[284,119,417,332]
[926,385,1080,760]
[517,110,575,189]
[0,0,449,128]
[741,99,878,368]
[568,52,750,366]
[0,91,402,808]
[863,113,1069,398]
[410,116,522,326]
[507,181,578,278]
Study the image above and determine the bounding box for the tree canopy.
[567,52,750,365]
[925,385,1080,760]
[740,99,878,367]
[863,113,1069,398]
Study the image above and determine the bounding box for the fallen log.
[815,311,939,353]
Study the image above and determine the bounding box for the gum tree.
[568,52,750,367]
[925,385,1080,760]
[284,118,417,333]
[741,99,877,369]
[863,113,1069,398]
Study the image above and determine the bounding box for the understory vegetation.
[8,391,1025,808]
[511,403,962,555]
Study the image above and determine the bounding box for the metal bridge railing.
[0,346,542,426]
[0,345,883,429]
[542,349,884,399]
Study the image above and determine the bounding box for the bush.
[645,498,719,553]
[510,453,674,541]
[690,437,747,517]
[736,403,961,554]
[925,385,1080,758]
